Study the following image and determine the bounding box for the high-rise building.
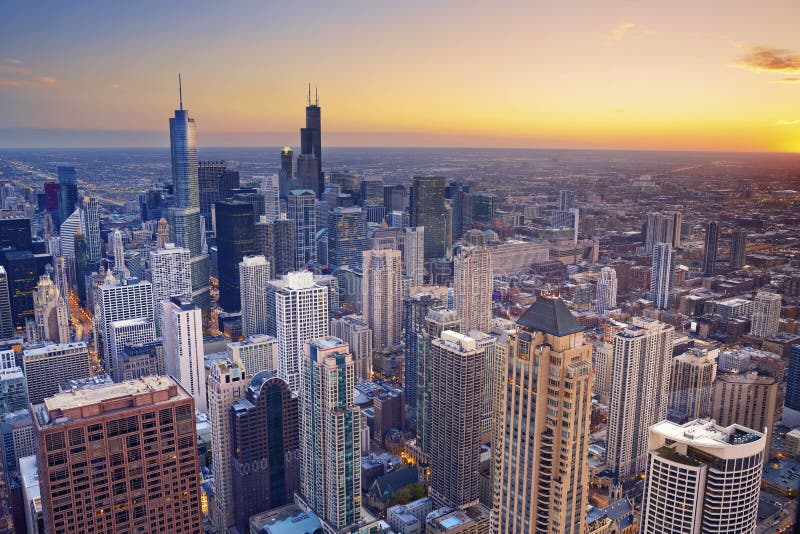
[0,409,35,474]
[492,297,592,534]
[0,249,37,329]
[730,228,747,268]
[384,184,407,213]
[111,228,126,275]
[198,161,240,230]
[559,189,575,211]
[279,147,294,199]
[645,211,682,252]
[0,350,27,415]
[410,176,450,261]
[59,208,85,258]
[230,371,300,532]
[32,274,70,344]
[108,318,157,380]
[701,221,719,277]
[607,317,674,481]
[551,208,579,245]
[471,192,498,224]
[227,334,279,375]
[148,243,191,335]
[750,291,781,338]
[239,255,271,337]
[162,296,207,412]
[272,218,296,275]
[0,266,12,339]
[117,340,164,382]
[83,196,101,262]
[328,206,367,269]
[274,271,329,391]
[711,370,779,451]
[22,342,90,404]
[32,376,203,533]
[428,330,485,510]
[649,242,673,310]
[453,245,493,333]
[330,315,373,381]
[640,419,765,534]
[168,86,211,321]
[362,249,403,350]
[404,226,425,286]
[287,190,317,268]
[299,337,361,531]
[44,182,61,225]
[208,359,251,532]
[0,217,32,251]
[402,290,443,410]
[447,181,469,240]
[215,201,256,312]
[595,266,618,315]
[57,166,79,226]
[156,217,169,249]
[300,87,324,198]
[785,345,800,428]
[296,154,320,197]
[95,276,155,374]
[73,230,89,305]
[668,348,718,420]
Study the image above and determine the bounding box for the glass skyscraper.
[57,166,79,226]
[410,176,450,261]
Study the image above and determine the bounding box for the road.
[757,493,798,534]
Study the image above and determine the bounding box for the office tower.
[453,245,493,333]
[330,172,358,196]
[73,230,89,304]
[230,371,300,532]
[595,266,618,315]
[447,181,469,240]
[58,208,84,258]
[272,218,296,275]
[57,166,79,226]
[0,249,37,329]
[32,274,70,343]
[410,176,450,261]
[417,307,460,454]
[299,86,324,197]
[785,345,800,427]
[296,154,320,197]
[162,296,207,412]
[275,271,328,391]
[33,376,203,533]
[492,297,592,534]
[360,176,385,223]
[0,217,32,251]
[402,291,443,410]
[428,330,484,509]
[0,409,35,474]
[559,189,575,211]
[471,192,498,224]
[44,182,60,225]
[299,337,361,531]
[730,228,747,268]
[22,342,90,404]
[95,277,154,373]
[668,348,718,420]
[330,315,373,381]
[0,350,27,415]
[750,291,781,338]
[208,359,251,531]
[551,207,579,244]
[108,318,156,378]
[701,221,719,277]
[649,242,673,310]
[110,228,125,274]
[384,184,407,213]
[239,255,271,337]
[83,196,101,262]
[227,334,279,375]
[404,226,425,286]
[155,217,169,249]
[198,161,241,230]
[168,86,211,321]
[0,267,11,338]
[117,340,164,382]
[607,317,674,481]
[644,210,682,252]
[258,174,280,222]
[327,206,367,268]
[641,419,765,534]
[711,370,778,450]
[148,243,191,335]
[362,249,403,350]
[287,190,317,268]
[215,201,255,312]
[279,147,294,199]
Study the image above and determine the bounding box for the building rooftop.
[517,296,583,336]
[249,503,322,534]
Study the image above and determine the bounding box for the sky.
[1,0,799,151]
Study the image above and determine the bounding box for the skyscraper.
[492,297,592,534]
[404,226,425,286]
[208,359,251,532]
[750,291,781,338]
[279,147,294,199]
[0,350,27,415]
[645,210,682,252]
[649,242,673,310]
[84,196,101,262]
[108,318,156,380]
[111,228,126,274]
[95,277,155,374]
[299,86,324,198]
[239,255,271,337]
[198,161,240,230]
[453,245,493,333]
[362,249,403,350]
[274,271,329,391]
[640,419,765,534]
[595,266,618,315]
[710,371,779,451]
[559,189,575,211]
[606,317,674,482]
[58,208,85,258]
[162,296,207,412]
[168,81,211,321]
[402,290,443,410]
[702,220,719,277]
[784,344,800,428]
[57,166,78,226]
[287,189,317,268]
[32,274,70,344]
[148,243,192,335]
[410,176,450,261]
[259,174,281,222]
[730,228,747,268]
[227,334,279,375]
[230,371,300,532]
[0,266,12,339]
[330,315,373,381]
[327,206,367,269]
[22,342,90,404]
[215,200,256,312]
[33,376,203,533]
[668,348,718,420]
[447,181,469,240]
[299,337,361,531]
[273,218,296,275]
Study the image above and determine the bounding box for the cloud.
[776,119,800,126]
[38,76,57,85]
[734,46,800,73]
[0,76,57,88]
[4,58,22,65]
[0,65,31,74]
[111,83,121,89]
[0,79,25,87]
[772,77,800,83]
[609,23,635,42]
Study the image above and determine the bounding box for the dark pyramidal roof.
[517,297,583,336]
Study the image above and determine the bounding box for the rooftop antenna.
[178,73,183,110]
[315,84,319,106]
[307,83,311,106]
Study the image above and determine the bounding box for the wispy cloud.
[0,65,31,74]
[0,79,25,87]
[4,58,22,65]
[776,119,800,126]
[0,76,57,88]
[734,46,800,73]
[772,77,800,83]
[38,76,57,85]
[609,23,635,42]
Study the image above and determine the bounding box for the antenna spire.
[178,73,183,110]
[315,84,319,106]
[307,83,311,106]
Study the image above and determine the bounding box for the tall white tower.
[162,296,207,412]
[33,274,71,344]
[750,291,782,338]
[453,245,493,333]
[148,243,192,335]
[595,266,618,315]
[362,249,403,350]
[404,226,425,286]
[649,242,673,310]
[112,229,126,275]
[258,173,280,222]
[239,255,271,338]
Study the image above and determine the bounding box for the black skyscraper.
[57,166,79,227]
[214,201,255,312]
[730,228,747,269]
[279,147,294,200]
[702,221,719,277]
[410,176,450,261]
[0,218,32,251]
[299,85,323,198]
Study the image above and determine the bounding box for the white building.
[162,296,207,412]
[649,242,673,310]
[32,275,70,344]
[226,334,278,375]
[595,266,617,315]
[668,348,718,420]
[750,291,781,338]
[488,239,549,276]
[362,249,403,351]
[22,342,90,404]
[404,226,425,286]
[95,277,155,374]
[714,296,753,320]
[108,318,156,382]
[258,174,280,222]
[453,245,493,333]
[58,208,85,258]
[148,244,191,335]
[239,255,271,338]
[330,315,373,382]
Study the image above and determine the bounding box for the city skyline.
[1,1,799,152]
